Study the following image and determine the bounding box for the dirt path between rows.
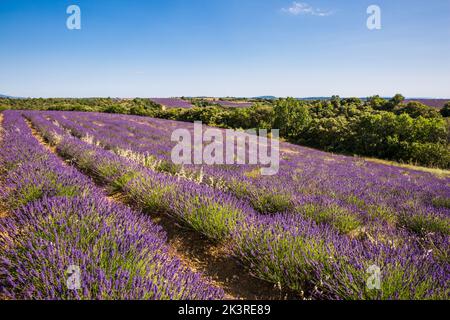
[26,117,299,300]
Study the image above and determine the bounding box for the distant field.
[404,99,449,108]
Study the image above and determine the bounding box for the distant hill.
[403,99,449,109]
[253,96,277,100]
[0,93,22,99]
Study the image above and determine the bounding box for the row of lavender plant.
[42,111,370,237]
[41,111,450,280]
[27,110,449,299]
[44,111,450,245]
[0,110,223,300]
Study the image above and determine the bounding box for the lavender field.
[150,98,194,109]
[0,109,449,300]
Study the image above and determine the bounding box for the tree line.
[1,95,449,168]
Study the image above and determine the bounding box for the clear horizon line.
[2,94,450,100]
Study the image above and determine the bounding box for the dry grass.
[364,157,450,178]
[280,147,300,155]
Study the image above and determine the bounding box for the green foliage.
[140,185,173,214]
[126,177,173,214]
[303,109,449,168]
[432,197,450,209]
[154,160,182,175]
[111,171,139,193]
[396,102,441,118]
[7,175,83,211]
[297,204,361,234]
[303,116,352,152]
[441,102,450,117]
[104,104,129,114]
[183,197,243,241]
[223,104,274,129]
[192,100,218,108]
[367,205,398,225]
[0,97,163,115]
[388,94,405,111]
[368,95,388,110]
[399,213,450,236]
[250,190,293,214]
[235,217,447,299]
[12,183,44,210]
[233,222,331,293]
[273,98,311,139]
[227,179,252,199]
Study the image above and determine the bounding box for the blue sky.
[0,0,449,98]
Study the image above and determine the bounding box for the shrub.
[250,190,293,214]
[396,102,441,118]
[399,213,450,236]
[432,197,450,209]
[440,102,450,117]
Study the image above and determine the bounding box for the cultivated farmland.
[0,110,449,300]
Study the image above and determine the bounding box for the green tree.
[391,94,405,106]
[396,101,441,118]
[331,95,341,108]
[368,95,388,110]
[273,98,311,140]
[441,102,450,117]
